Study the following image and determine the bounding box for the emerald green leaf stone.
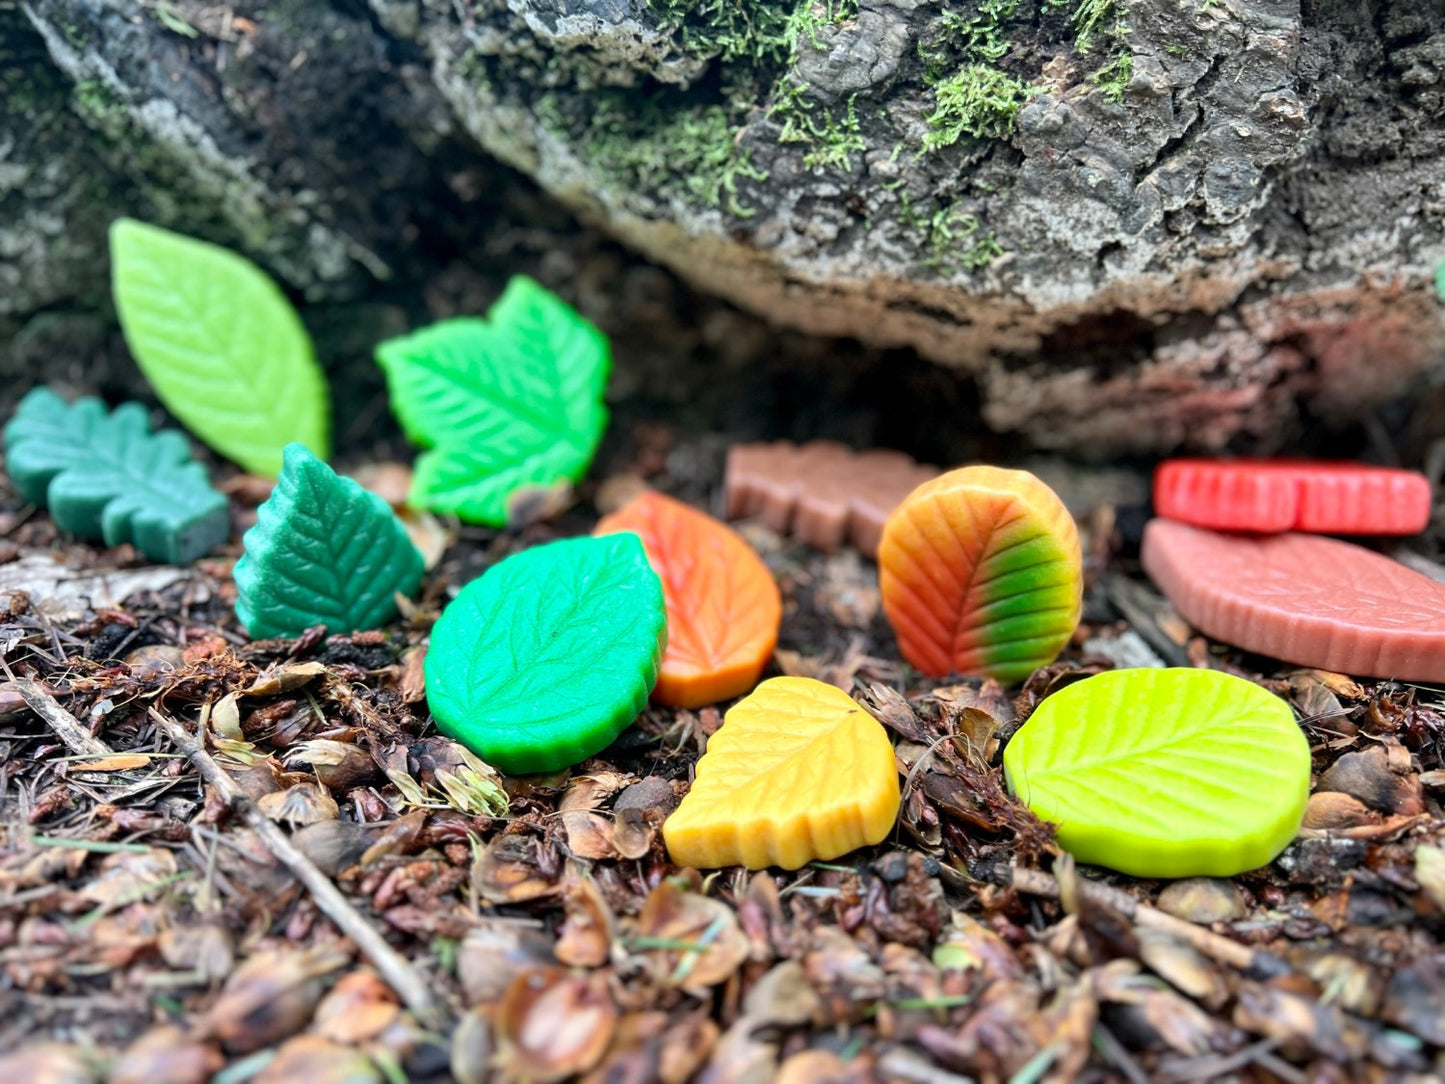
[424,534,666,774]
[3,387,230,565]
[234,444,425,639]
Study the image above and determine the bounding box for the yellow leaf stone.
[663,677,901,870]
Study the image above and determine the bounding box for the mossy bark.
[4,0,1445,455]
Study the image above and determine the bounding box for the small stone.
[1319,746,1424,816]
[1415,845,1445,912]
[1302,791,1379,830]
[1156,878,1247,923]
[614,776,677,816]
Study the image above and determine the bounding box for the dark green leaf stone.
[234,444,425,639]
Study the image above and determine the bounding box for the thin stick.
[149,706,442,1027]
[9,679,112,758]
[1009,861,1277,975]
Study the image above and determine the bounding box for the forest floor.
[1,416,1444,1084]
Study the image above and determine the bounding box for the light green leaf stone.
[110,218,330,476]
[1003,667,1311,878]
[375,276,610,527]
[234,444,424,639]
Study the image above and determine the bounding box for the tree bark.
[4,0,1444,454]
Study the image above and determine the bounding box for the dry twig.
[8,679,112,758]
[147,706,443,1028]
[1009,858,1284,976]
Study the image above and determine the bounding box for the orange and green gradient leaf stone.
[878,466,1082,683]
[663,677,901,870]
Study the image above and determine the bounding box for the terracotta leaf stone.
[1142,519,1445,682]
[595,490,781,709]
[724,440,938,557]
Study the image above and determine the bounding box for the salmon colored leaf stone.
[3,387,230,565]
[109,218,330,477]
[725,440,938,557]
[234,444,424,639]
[595,490,781,709]
[1154,458,1432,535]
[663,677,901,870]
[424,534,665,774]
[1142,518,1445,682]
[375,276,610,527]
[878,466,1082,684]
[1003,668,1310,878]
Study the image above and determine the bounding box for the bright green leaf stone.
[424,534,665,775]
[110,218,330,476]
[3,388,230,565]
[375,276,610,527]
[1003,668,1310,879]
[234,444,424,639]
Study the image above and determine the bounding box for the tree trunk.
[4,0,1444,455]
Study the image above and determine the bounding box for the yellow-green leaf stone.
[1003,668,1310,878]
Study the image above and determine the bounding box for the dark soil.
[1,419,1444,1083]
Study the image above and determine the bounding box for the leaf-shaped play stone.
[376,276,610,527]
[1003,668,1310,878]
[110,218,330,476]
[1143,518,1445,682]
[234,444,424,639]
[595,490,781,708]
[878,466,1082,684]
[1154,458,1432,535]
[424,534,665,774]
[3,388,230,565]
[663,677,901,870]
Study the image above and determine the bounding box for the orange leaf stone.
[596,490,782,708]
[663,676,901,870]
[878,466,1082,683]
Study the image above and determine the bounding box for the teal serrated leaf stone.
[3,387,230,565]
[234,444,425,639]
[424,534,667,774]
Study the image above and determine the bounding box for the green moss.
[455,47,492,93]
[1093,53,1132,103]
[71,79,130,141]
[917,0,1020,85]
[893,194,1004,274]
[646,0,856,66]
[1046,0,1125,53]
[768,79,866,172]
[576,95,767,216]
[923,64,1031,149]
[926,205,1004,273]
[915,1,1033,152]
